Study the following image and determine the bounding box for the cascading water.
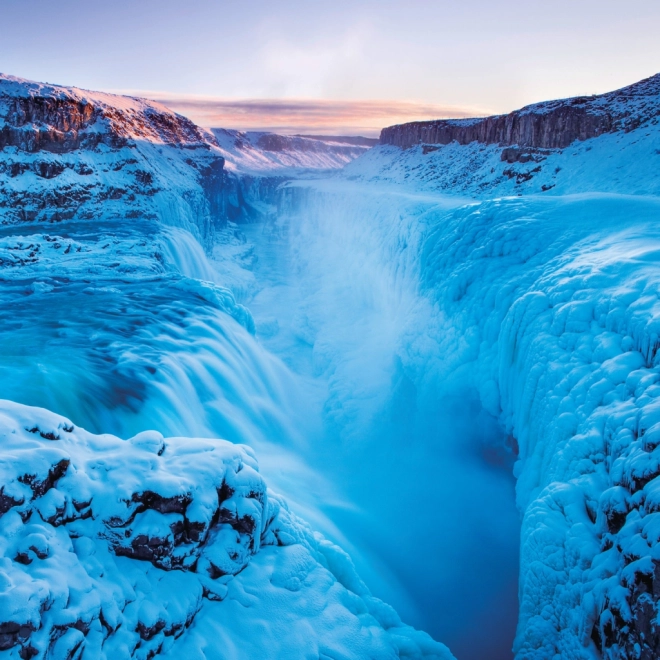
[0,180,522,658]
[234,181,522,660]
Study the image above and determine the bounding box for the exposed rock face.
[0,74,228,242]
[0,76,209,154]
[380,73,660,149]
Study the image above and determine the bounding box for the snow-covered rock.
[349,73,660,199]
[0,74,450,660]
[0,400,451,659]
[0,74,232,245]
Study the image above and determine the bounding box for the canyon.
[0,71,660,660]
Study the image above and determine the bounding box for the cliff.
[0,74,228,243]
[380,72,660,149]
[0,74,209,153]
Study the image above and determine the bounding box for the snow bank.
[0,400,451,659]
[346,118,660,198]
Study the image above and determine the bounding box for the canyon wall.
[380,73,660,149]
[0,75,230,244]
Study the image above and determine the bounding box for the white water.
[0,183,523,659]
[233,182,521,659]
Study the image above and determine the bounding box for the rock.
[0,401,277,657]
[380,73,660,149]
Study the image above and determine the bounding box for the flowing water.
[0,182,521,659]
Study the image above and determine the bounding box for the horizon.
[2,0,659,135]
[4,70,658,139]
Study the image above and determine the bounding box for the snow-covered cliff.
[0,74,234,248]
[212,129,374,175]
[0,75,448,660]
[359,73,660,200]
[380,73,660,150]
[266,71,660,659]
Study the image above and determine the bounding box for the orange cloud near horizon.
[117,91,491,137]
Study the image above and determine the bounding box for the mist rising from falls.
[239,182,521,659]
[0,186,523,659]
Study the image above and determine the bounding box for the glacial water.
[0,184,522,659]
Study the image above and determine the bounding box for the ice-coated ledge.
[0,400,452,660]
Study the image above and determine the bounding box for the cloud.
[114,91,490,137]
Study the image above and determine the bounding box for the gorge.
[0,71,660,660]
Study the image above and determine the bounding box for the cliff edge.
[380,73,660,149]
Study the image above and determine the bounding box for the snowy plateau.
[0,71,659,660]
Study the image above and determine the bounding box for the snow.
[211,128,372,175]
[2,69,660,659]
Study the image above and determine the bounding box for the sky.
[1,0,659,135]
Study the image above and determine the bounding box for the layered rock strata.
[380,73,660,149]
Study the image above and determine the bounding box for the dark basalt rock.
[0,487,24,515]
[18,458,69,498]
[130,490,191,515]
[594,560,660,659]
[0,622,34,652]
[500,147,551,164]
[115,533,173,565]
[380,73,660,150]
[137,619,166,641]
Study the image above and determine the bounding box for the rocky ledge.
[0,75,208,154]
[0,401,453,660]
[0,400,276,658]
[380,73,660,150]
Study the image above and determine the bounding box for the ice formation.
[2,69,660,660]
[0,74,450,659]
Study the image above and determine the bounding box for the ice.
[0,400,451,659]
[3,70,660,659]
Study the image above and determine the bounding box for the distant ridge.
[381,72,660,149]
[296,135,379,147]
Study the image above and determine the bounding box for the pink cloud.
[119,92,490,137]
